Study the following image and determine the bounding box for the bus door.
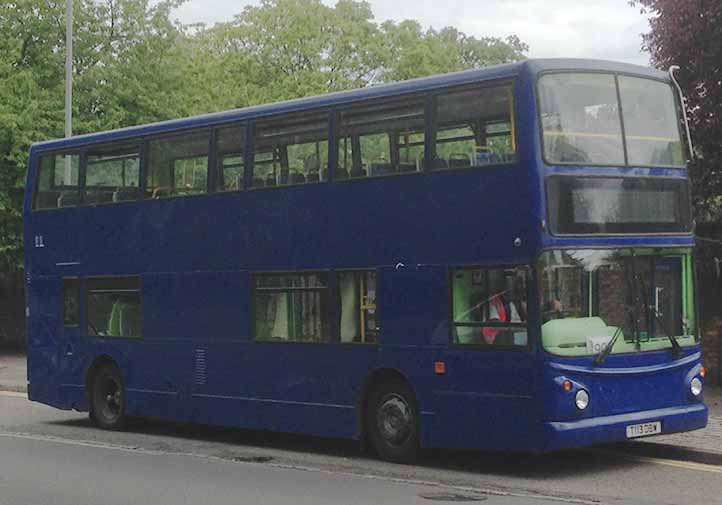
[435,265,536,450]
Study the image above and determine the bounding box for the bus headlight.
[575,389,590,410]
[691,377,703,397]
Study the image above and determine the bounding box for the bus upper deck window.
[338,98,425,179]
[34,152,80,210]
[147,130,210,199]
[618,76,685,167]
[432,85,516,170]
[252,114,328,188]
[216,125,246,192]
[539,73,625,166]
[86,143,141,204]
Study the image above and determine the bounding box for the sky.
[170,0,653,66]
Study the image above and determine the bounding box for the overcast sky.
[170,0,653,66]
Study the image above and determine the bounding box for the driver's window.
[451,266,528,347]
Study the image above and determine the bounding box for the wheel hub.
[99,378,121,421]
[377,394,412,446]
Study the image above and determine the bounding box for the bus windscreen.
[546,176,692,234]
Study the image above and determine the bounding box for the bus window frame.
[212,122,249,193]
[447,264,534,352]
[85,275,143,341]
[33,149,83,212]
[62,277,81,328]
[535,247,700,358]
[248,110,333,191]
[30,77,522,212]
[82,141,143,207]
[430,80,518,173]
[535,69,688,170]
[251,269,332,345]
[145,128,213,200]
[334,94,430,182]
[335,268,379,346]
[544,173,694,238]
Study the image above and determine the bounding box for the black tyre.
[89,364,126,430]
[366,379,419,463]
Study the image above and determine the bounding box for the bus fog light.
[691,377,703,397]
[575,389,590,410]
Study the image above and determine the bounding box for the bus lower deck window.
[451,266,528,347]
[87,277,142,338]
[254,273,329,342]
[338,271,377,344]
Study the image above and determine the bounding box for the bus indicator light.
[435,362,446,375]
[700,367,707,378]
[562,380,572,392]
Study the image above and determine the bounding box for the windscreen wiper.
[649,305,682,358]
[636,263,682,358]
[594,325,624,365]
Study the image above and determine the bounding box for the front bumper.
[541,403,708,452]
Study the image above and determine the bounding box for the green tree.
[0,0,190,270]
[184,0,527,111]
[378,22,528,82]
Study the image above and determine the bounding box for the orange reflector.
[562,380,573,392]
[434,361,446,375]
[700,367,707,378]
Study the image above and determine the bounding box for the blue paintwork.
[23,58,706,452]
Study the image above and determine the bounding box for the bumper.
[541,403,708,452]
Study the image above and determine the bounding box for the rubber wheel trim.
[89,364,127,430]
[366,379,419,463]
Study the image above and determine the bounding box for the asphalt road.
[1,392,721,505]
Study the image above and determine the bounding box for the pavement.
[2,352,721,459]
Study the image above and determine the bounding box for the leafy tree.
[631,0,722,220]
[185,0,527,111]
[379,22,528,82]
[0,0,189,269]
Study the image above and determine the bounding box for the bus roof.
[31,58,668,153]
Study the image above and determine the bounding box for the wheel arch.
[85,354,121,394]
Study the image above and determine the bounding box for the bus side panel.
[119,272,253,421]
[432,349,538,451]
[26,276,66,408]
[377,265,448,448]
[185,343,375,439]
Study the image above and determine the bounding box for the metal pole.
[64,0,73,184]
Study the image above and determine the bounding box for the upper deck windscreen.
[538,72,685,167]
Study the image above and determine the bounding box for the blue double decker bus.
[24,59,707,461]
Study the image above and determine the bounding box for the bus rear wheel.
[366,380,419,463]
[89,364,127,430]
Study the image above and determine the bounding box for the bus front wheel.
[89,364,127,430]
[366,380,419,463]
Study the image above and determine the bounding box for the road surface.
[1,392,721,505]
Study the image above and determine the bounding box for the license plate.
[626,421,662,438]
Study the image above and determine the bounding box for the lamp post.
[64,0,73,183]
